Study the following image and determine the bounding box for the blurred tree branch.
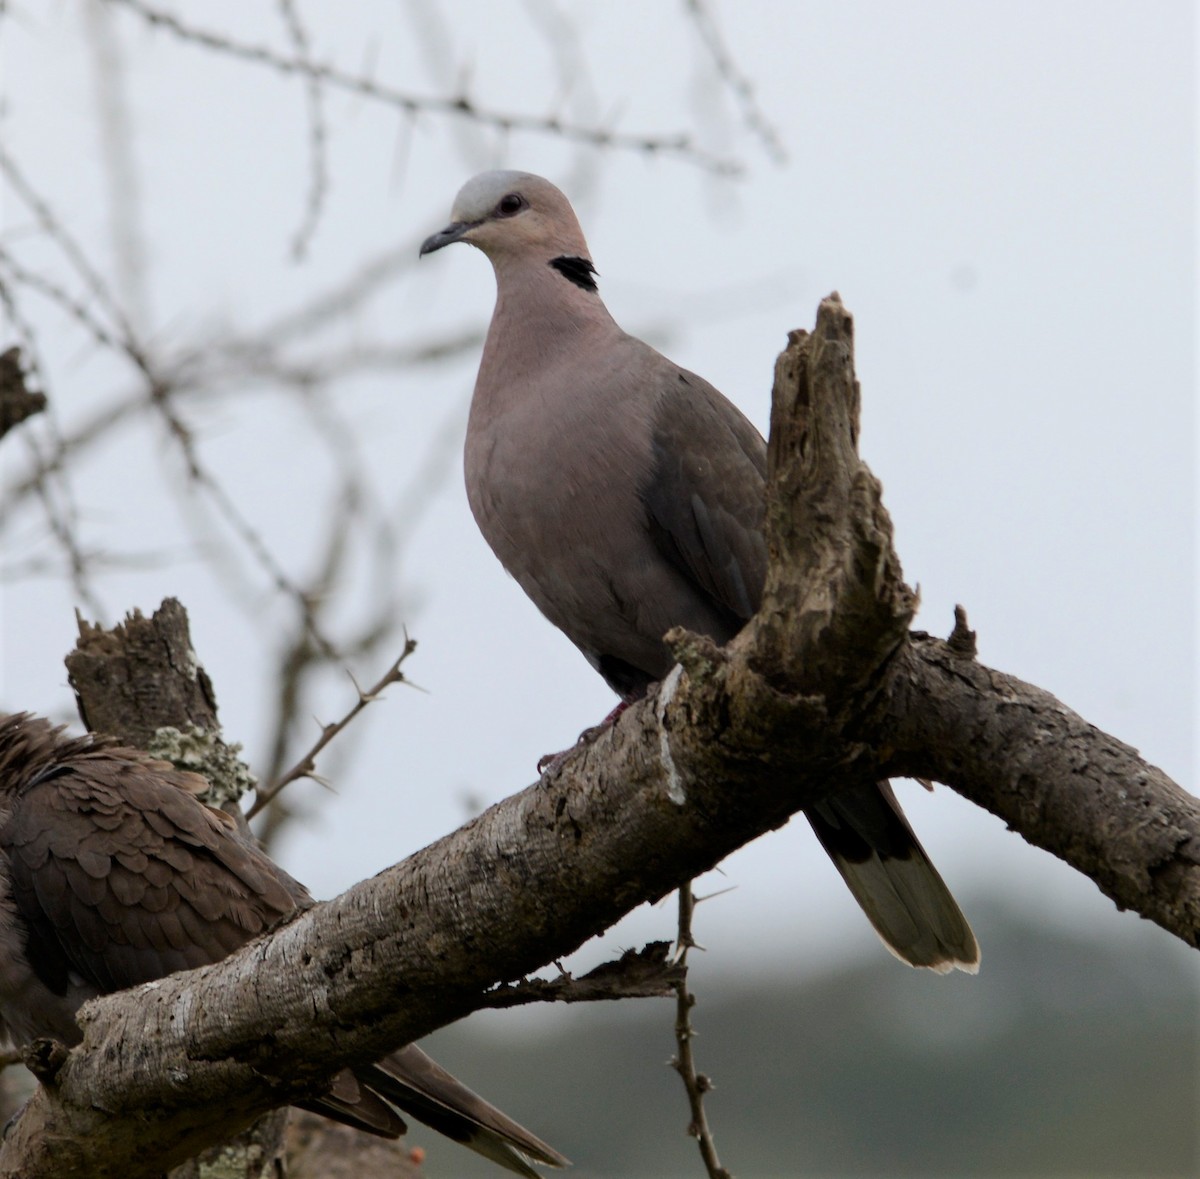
[1,1,776,863]
[1,296,1194,1178]
[105,0,743,174]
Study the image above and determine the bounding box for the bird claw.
[537,747,573,775]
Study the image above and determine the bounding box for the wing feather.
[641,368,768,640]
[2,746,307,1003]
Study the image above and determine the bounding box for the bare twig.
[165,423,345,661]
[671,882,732,1179]
[0,244,125,355]
[0,146,136,346]
[240,238,424,350]
[83,0,151,328]
[253,422,403,849]
[276,0,330,261]
[22,459,105,616]
[247,637,418,818]
[683,0,786,164]
[0,323,479,510]
[105,0,742,174]
[219,332,485,398]
[0,265,105,612]
[1,97,419,668]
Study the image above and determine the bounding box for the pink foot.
[537,701,629,774]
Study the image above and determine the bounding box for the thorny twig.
[672,881,732,1179]
[247,636,418,818]
[0,139,155,611]
[106,0,742,174]
[0,323,480,506]
[2,157,441,818]
[166,419,345,662]
[3,219,345,649]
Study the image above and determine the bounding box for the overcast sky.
[1,1,1195,982]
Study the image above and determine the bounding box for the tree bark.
[0,348,46,441]
[65,600,290,1179]
[0,295,1194,1179]
[883,635,1200,943]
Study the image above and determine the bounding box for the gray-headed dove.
[421,171,979,975]
[0,712,567,1176]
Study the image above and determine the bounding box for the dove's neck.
[475,252,621,399]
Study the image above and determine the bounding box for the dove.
[421,170,978,973]
[0,712,567,1176]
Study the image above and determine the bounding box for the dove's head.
[420,171,592,270]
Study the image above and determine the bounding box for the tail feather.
[806,781,979,974]
[297,1067,408,1137]
[360,1044,569,1177]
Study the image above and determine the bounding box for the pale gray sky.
[1,1,1194,981]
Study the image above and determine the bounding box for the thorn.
[693,884,737,905]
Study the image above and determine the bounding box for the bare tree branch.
[276,0,331,261]
[1,297,1194,1178]
[105,0,742,174]
[0,146,137,347]
[683,0,786,164]
[881,633,1200,944]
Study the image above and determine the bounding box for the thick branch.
[755,298,916,700]
[883,634,1200,946]
[0,658,868,1178]
[3,296,1194,1178]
